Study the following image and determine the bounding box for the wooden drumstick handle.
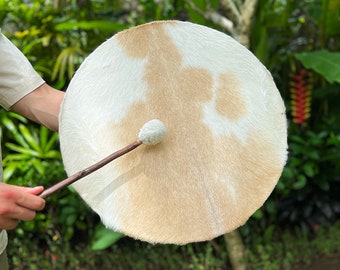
[39,119,166,199]
[39,140,142,198]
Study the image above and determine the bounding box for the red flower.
[290,69,312,126]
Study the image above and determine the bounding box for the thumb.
[22,186,45,195]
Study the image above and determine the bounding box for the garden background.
[0,0,339,269]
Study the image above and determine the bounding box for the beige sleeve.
[0,31,45,110]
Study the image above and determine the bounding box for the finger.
[0,218,19,230]
[0,203,37,221]
[18,192,46,211]
[16,208,37,221]
[5,186,46,211]
[24,186,44,195]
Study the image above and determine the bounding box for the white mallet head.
[138,119,167,145]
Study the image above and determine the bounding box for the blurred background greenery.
[0,0,339,269]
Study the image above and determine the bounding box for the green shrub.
[1,0,340,266]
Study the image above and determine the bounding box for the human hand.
[0,182,45,230]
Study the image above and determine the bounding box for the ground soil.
[292,254,340,270]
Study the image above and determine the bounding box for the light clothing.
[0,249,8,270]
[0,230,8,257]
[0,29,44,258]
[0,31,44,109]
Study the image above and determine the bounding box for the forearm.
[11,83,64,131]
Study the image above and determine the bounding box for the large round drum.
[59,20,287,244]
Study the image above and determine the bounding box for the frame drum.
[59,21,287,244]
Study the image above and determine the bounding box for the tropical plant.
[1,110,95,243]
[248,0,340,232]
[1,1,340,269]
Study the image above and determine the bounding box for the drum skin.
[59,20,287,244]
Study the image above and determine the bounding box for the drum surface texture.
[59,20,287,244]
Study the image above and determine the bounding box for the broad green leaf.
[327,134,340,145]
[66,214,77,226]
[91,225,124,250]
[293,174,307,190]
[61,206,77,215]
[275,180,285,191]
[252,209,263,219]
[294,50,340,83]
[55,20,126,32]
[281,167,294,179]
[306,150,320,161]
[290,135,306,144]
[186,0,208,25]
[302,163,315,177]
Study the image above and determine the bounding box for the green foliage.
[249,0,340,231]
[91,224,124,250]
[1,0,140,87]
[1,111,62,184]
[1,110,95,245]
[251,0,340,88]
[55,20,126,32]
[280,129,337,193]
[294,50,340,83]
[1,0,340,268]
[275,126,340,228]
[243,221,340,270]
[7,221,340,269]
[8,236,229,270]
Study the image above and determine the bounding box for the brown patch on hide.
[112,22,282,243]
[116,21,177,59]
[209,132,283,231]
[215,73,246,120]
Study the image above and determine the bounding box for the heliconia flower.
[290,68,312,126]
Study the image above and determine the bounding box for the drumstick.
[39,119,166,198]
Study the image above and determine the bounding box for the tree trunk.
[224,230,247,270]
